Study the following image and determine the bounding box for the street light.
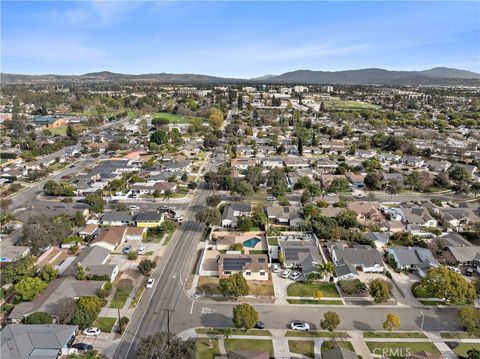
[420,311,425,332]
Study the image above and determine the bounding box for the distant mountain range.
[1,67,479,85]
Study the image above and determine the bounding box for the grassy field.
[196,338,220,359]
[196,328,271,336]
[162,230,176,246]
[287,299,344,305]
[286,331,349,338]
[94,317,116,333]
[441,332,480,339]
[363,332,427,339]
[287,283,340,297]
[411,282,439,299]
[197,276,221,295]
[110,280,133,309]
[288,340,315,358]
[196,277,274,297]
[451,343,480,357]
[224,339,273,356]
[153,112,205,124]
[129,285,145,309]
[366,342,439,358]
[321,341,355,352]
[267,237,279,246]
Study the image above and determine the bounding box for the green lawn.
[287,283,340,297]
[224,339,273,356]
[94,317,116,333]
[196,338,220,359]
[451,343,480,357]
[287,299,344,305]
[195,328,271,336]
[162,230,176,246]
[268,237,279,246]
[47,126,67,136]
[288,340,315,358]
[286,331,349,338]
[363,332,427,339]
[321,341,355,352]
[129,285,145,309]
[366,342,439,358]
[411,282,439,299]
[110,281,133,309]
[324,100,380,110]
[153,112,205,124]
[441,332,480,339]
[143,233,165,243]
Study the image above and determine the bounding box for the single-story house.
[387,247,438,277]
[218,254,269,281]
[78,223,99,238]
[365,232,390,249]
[1,324,77,358]
[446,246,480,266]
[266,204,304,227]
[125,226,148,241]
[135,211,163,228]
[91,227,127,251]
[330,244,384,273]
[278,238,323,273]
[102,211,134,226]
[221,203,252,228]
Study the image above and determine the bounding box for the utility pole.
[164,308,175,346]
[117,308,122,334]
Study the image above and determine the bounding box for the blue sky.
[2,1,479,77]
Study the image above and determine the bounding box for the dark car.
[254,321,265,329]
[72,343,93,352]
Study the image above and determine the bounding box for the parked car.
[129,205,140,210]
[254,321,265,329]
[82,327,101,337]
[466,267,475,276]
[354,193,365,199]
[290,321,310,331]
[281,269,291,279]
[122,245,132,254]
[69,164,75,168]
[138,246,147,255]
[146,278,155,288]
[271,263,280,273]
[159,205,169,211]
[72,343,93,352]
[326,192,336,197]
[267,196,276,201]
[290,271,301,281]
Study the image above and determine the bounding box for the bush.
[127,251,138,260]
[368,278,392,303]
[119,316,130,333]
[97,282,113,299]
[25,311,53,324]
[0,303,15,315]
[338,279,367,295]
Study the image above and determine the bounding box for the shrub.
[127,251,138,260]
[97,282,113,299]
[25,311,53,324]
[119,316,130,333]
[338,279,367,295]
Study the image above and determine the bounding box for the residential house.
[231,158,257,170]
[354,149,377,159]
[387,247,438,277]
[278,238,323,273]
[221,203,252,228]
[330,244,384,273]
[283,157,309,169]
[91,227,127,251]
[314,158,338,174]
[1,324,78,358]
[400,204,438,233]
[78,223,99,238]
[334,259,360,282]
[218,254,269,281]
[135,211,163,228]
[102,211,134,226]
[260,158,284,170]
[0,244,30,264]
[345,172,366,188]
[71,245,119,281]
[229,350,269,359]
[8,277,105,323]
[266,203,304,227]
[445,246,480,266]
[322,347,358,359]
[399,156,425,168]
[365,232,390,249]
[125,227,148,241]
[130,181,177,196]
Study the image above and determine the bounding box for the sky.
[1,1,479,77]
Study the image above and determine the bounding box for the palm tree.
[163,189,173,211]
[223,328,232,339]
[319,262,336,281]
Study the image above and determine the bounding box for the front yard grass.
[143,234,165,243]
[287,299,344,305]
[110,279,133,309]
[268,237,278,246]
[441,332,480,339]
[321,341,354,352]
[94,317,116,333]
[411,282,439,299]
[286,331,349,338]
[366,342,439,357]
[197,276,221,295]
[363,331,427,339]
[287,283,340,297]
[288,340,315,358]
[196,338,220,359]
[224,339,273,356]
[129,285,145,309]
[196,328,271,336]
[197,277,274,297]
[450,343,480,357]
[162,230,176,246]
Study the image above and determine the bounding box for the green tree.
[208,108,224,130]
[236,216,253,232]
[160,219,177,233]
[467,349,480,359]
[386,179,403,197]
[15,277,48,301]
[320,311,340,334]
[421,266,476,304]
[458,308,480,334]
[195,208,221,228]
[383,313,401,331]
[85,194,105,213]
[38,264,59,283]
[206,195,222,207]
[0,255,35,284]
[66,124,78,141]
[233,180,254,197]
[368,278,392,303]
[218,273,249,297]
[335,209,358,228]
[138,259,157,276]
[72,309,92,329]
[137,332,196,359]
[364,172,382,190]
[232,303,259,331]
[25,311,53,324]
[449,165,472,184]
[150,129,169,144]
[203,133,219,148]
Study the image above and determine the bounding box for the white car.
[271,264,280,273]
[138,246,147,255]
[354,193,365,199]
[290,321,310,331]
[82,327,101,337]
[146,278,155,288]
[281,269,292,279]
[290,271,301,281]
[326,192,336,197]
[129,205,140,210]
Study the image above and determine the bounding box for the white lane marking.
[190,301,195,315]
[201,307,212,314]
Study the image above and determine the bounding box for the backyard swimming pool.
[243,237,261,248]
